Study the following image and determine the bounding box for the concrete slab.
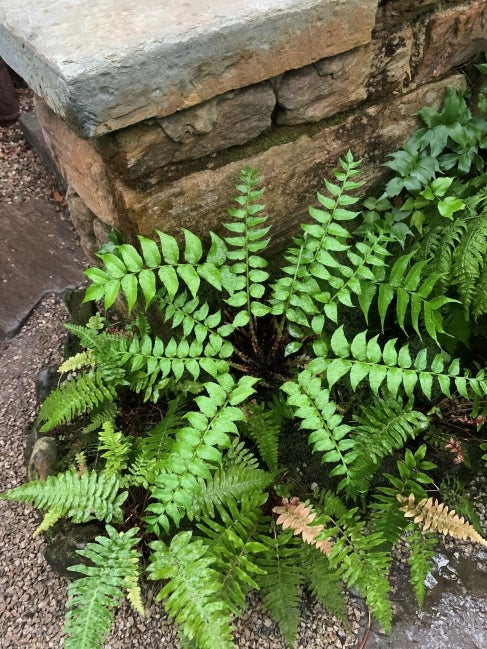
[0,199,86,338]
[0,0,377,138]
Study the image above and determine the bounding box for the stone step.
[0,200,86,339]
[0,0,376,137]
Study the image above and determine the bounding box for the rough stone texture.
[275,46,373,125]
[0,199,85,338]
[0,0,377,137]
[367,27,414,98]
[66,190,112,259]
[415,1,487,83]
[34,97,124,230]
[104,82,276,179]
[376,0,438,29]
[116,75,466,250]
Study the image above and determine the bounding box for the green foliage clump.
[2,83,487,649]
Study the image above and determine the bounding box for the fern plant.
[2,147,487,649]
[369,85,487,350]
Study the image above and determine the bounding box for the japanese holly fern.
[2,152,487,649]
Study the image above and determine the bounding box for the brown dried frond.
[273,497,332,555]
[397,493,487,547]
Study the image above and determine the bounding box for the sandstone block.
[415,2,487,83]
[104,83,276,180]
[116,76,466,251]
[35,98,120,228]
[275,46,373,125]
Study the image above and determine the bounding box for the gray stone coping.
[0,0,376,138]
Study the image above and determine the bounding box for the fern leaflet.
[38,372,117,432]
[148,531,234,649]
[254,527,306,648]
[404,529,436,607]
[64,525,142,649]
[0,470,127,533]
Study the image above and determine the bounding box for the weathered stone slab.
[116,75,466,250]
[0,0,377,138]
[415,1,487,83]
[105,82,276,179]
[275,46,373,125]
[0,200,85,339]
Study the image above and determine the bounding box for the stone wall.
[32,0,487,257]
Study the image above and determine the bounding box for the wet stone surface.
[364,546,487,649]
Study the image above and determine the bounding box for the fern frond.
[282,370,353,486]
[134,395,188,461]
[309,326,487,402]
[223,166,271,322]
[378,253,454,343]
[83,401,118,433]
[241,400,281,472]
[369,445,435,544]
[37,372,117,432]
[121,331,232,401]
[472,264,487,319]
[64,525,142,649]
[451,211,487,318]
[158,289,244,354]
[419,216,469,289]
[59,351,96,373]
[404,529,436,607]
[271,151,367,336]
[301,545,349,626]
[254,527,306,648]
[189,462,272,520]
[196,492,268,614]
[145,376,258,533]
[64,323,128,359]
[98,421,132,475]
[273,497,332,555]
[301,545,348,624]
[345,396,429,497]
[148,531,234,649]
[319,491,393,632]
[223,437,260,469]
[439,476,484,533]
[0,470,127,533]
[84,228,227,310]
[397,493,487,546]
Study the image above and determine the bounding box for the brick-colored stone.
[116,76,466,250]
[275,46,373,125]
[415,1,487,83]
[103,83,276,180]
[35,98,120,229]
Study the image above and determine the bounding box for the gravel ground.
[0,88,365,649]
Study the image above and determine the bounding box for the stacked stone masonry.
[1,0,487,256]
